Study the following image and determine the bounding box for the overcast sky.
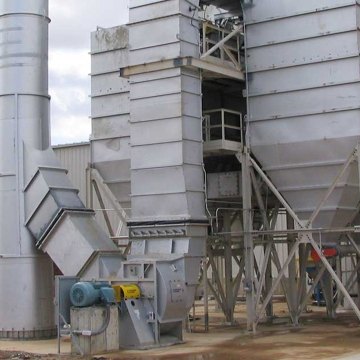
[49,1,128,145]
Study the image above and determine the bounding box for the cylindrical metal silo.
[0,0,55,338]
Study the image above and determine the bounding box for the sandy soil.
[1,302,360,360]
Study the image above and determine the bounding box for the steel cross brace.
[334,258,360,309]
[249,146,360,321]
[201,26,242,60]
[250,169,290,312]
[297,263,326,317]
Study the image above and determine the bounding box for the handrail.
[203,108,243,144]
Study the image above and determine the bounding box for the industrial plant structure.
[1,0,360,355]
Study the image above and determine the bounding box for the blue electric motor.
[70,281,116,307]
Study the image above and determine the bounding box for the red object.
[311,247,338,263]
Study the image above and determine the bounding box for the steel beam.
[121,57,244,80]
[240,149,256,331]
[334,258,360,309]
[207,246,227,315]
[249,157,302,227]
[297,244,311,310]
[309,237,360,320]
[347,234,360,257]
[306,148,358,227]
[201,26,242,59]
[224,213,234,323]
[255,243,272,309]
[201,258,209,332]
[256,237,301,325]
[92,179,115,237]
[297,263,326,317]
[320,271,336,318]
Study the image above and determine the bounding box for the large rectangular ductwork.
[23,147,123,278]
[99,1,210,346]
[126,0,208,265]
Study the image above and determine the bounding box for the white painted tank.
[0,0,55,338]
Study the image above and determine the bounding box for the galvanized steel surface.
[90,26,131,216]
[0,0,55,337]
[53,143,90,204]
[245,0,360,240]
[128,0,206,223]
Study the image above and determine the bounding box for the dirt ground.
[1,302,360,360]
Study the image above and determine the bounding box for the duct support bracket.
[120,57,244,81]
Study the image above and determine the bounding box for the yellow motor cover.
[112,284,140,302]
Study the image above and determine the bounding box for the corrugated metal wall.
[53,142,90,204]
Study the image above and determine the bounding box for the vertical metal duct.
[0,0,55,338]
[126,0,208,308]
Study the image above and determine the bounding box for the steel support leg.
[256,237,301,325]
[321,271,336,318]
[310,238,360,320]
[297,263,326,317]
[297,244,310,313]
[287,240,298,324]
[265,244,273,319]
[241,150,255,332]
[224,213,234,323]
[249,168,276,319]
[245,147,360,322]
[286,215,299,325]
[357,255,360,308]
[203,258,209,332]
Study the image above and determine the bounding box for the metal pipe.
[215,226,360,236]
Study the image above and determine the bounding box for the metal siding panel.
[249,57,360,96]
[246,2,360,238]
[245,1,355,23]
[246,6,356,49]
[91,74,129,97]
[90,25,132,234]
[129,16,198,50]
[91,92,130,118]
[53,144,90,204]
[91,26,128,53]
[247,31,358,73]
[129,0,196,23]
[249,82,360,121]
[92,114,130,139]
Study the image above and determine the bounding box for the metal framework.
[99,6,360,337]
[235,144,360,331]
[89,168,131,253]
[199,145,360,332]
[201,22,242,71]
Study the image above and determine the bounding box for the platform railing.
[203,108,243,145]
